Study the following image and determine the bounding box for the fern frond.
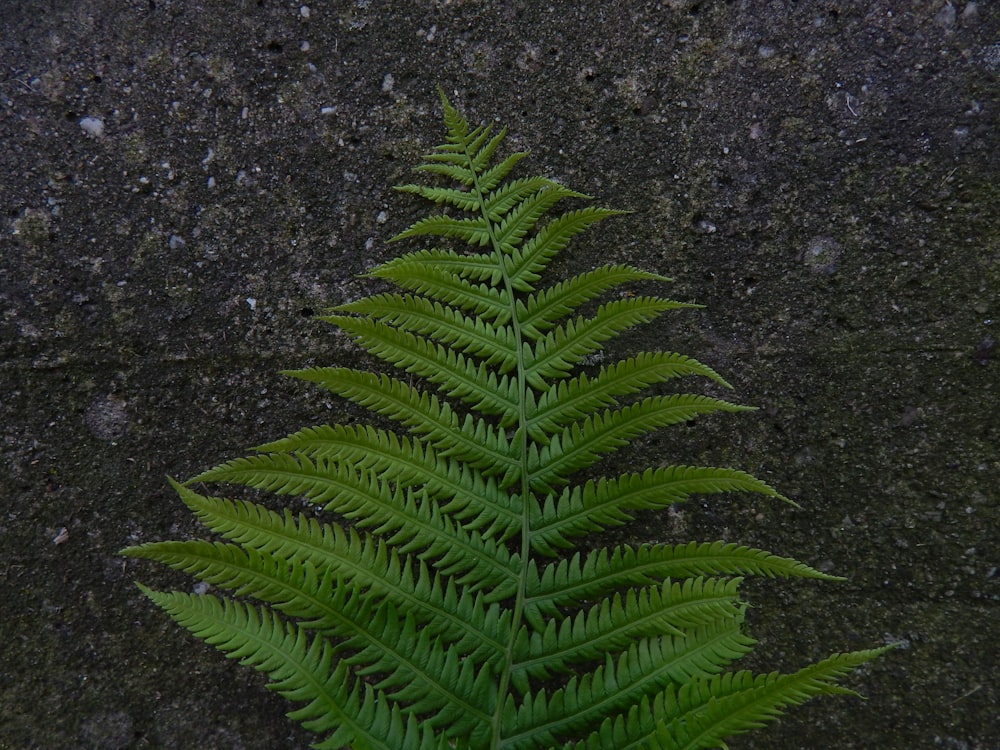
[514,577,744,683]
[530,466,789,554]
[124,535,507,663]
[406,178,573,241]
[523,298,694,386]
[343,601,497,738]
[353,266,513,323]
[392,214,494,247]
[524,542,840,628]
[201,430,483,519]
[561,623,754,750]
[165,479,518,604]
[394,184,488,213]
[139,587,401,748]
[649,647,895,750]
[476,151,535,195]
[528,396,754,492]
[516,265,668,338]
[507,622,763,750]
[482,178,582,222]
[506,209,629,291]
[493,185,588,254]
[319,316,521,421]
[528,352,730,442]
[184,461,519,592]
[282,368,518,478]
[411,133,520,188]
[334,293,518,371]
[376,247,501,284]
[248,424,519,530]
[127,92,886,750]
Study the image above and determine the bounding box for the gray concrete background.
[1,1,997,748]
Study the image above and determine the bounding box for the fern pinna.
[123,91,886,749]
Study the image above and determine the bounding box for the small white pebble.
[246,297,257,311]
[207,176,216,188]
[79,116,105,138]
[320,106,336,115]
[382,73,394,92]
[300,5,310,18]
[300,40,310,52]
[169,234,185,250]
[376,210,388,224]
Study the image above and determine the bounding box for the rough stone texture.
[1,1,997,748]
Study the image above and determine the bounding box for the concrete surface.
[1,1,998,748]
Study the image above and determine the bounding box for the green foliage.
[123,90,888,749]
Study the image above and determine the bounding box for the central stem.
[465,145,534,750]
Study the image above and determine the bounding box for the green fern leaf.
[523,297,694,385]
[523,541,840,629]
[125,90,888,749]
[138,586,400,749]
[648,647,897,750]
[527,396,753,492]
[334,293,519,371]
[529,467,792,553]
[324,315,521,421]
[376,247,501,284]
[522,352,730,444]
[508,208,628,291]
[514,577,745,682]
[282,367,518,477]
